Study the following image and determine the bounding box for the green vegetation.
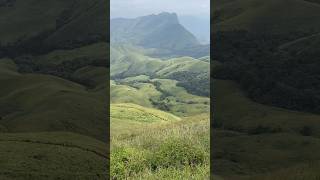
[110,48,210,178]
[212,81,320,179]
[0,0,109,178]
[111,45,210,97]
[0,132,108,179]
[111,114,210,179]
[213,0,320,33]
[110,12,210,179]
[212,1,320,177]
[111,77,209,117]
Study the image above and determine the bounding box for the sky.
[110,0,210,19]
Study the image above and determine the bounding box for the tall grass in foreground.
[111,114,210,179]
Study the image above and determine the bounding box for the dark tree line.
[167,71,210,97]
[13,55,108,88]
[212,30,320,113]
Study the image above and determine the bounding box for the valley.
[110,13,210,179]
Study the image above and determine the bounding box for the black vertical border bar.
[106,0,110,178]
[210,0,215,178]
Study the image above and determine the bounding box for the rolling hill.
[0,0,108,58]
[0,58,108,141]
[111,103,180,137]
[213,0,320,113]
[0,132,108,179]
[213,0,320,33]
[212,80,320,179]
[0,0,109,178]
[111,44,210,97]
[111,77,209,117]
[212,0,320,179]
[110,12,210,179]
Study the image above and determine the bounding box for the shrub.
[110,147,147,179]
[148,138,206,170]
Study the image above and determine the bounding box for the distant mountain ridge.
[111,12,209,58]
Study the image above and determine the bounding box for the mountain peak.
[111,12,200,52]
[158,12,178,18]
[140,12,179,25]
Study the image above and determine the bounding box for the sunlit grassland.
[111,112,210,179]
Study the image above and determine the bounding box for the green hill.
[0,0,108,56]
[213,0,320,33]
[111,103,180,136]
[0,0,110,178]
[0,58,108,141]
[213,80,320,179]
[212,0,320,113]
[0,132,108,179]
[111,45,210,96]
[110,12,210,179]
[111,77,209,117]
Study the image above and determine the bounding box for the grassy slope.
[213,80,320,179]
[0,1,109,178]
[214,0,320,33]
[34,42,108,65]
[111,112,210,179]
[111,103,180,137]
[0,58,108,141]
[0,0,108,46]
[110,44,210,178]
[110,45,209,78]
[214,79,320,136]
[0,57,109,179]
[111,78,209,116]
[0,0,67,44]
[0,132,108,180]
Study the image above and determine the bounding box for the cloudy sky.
[111,0,210,19]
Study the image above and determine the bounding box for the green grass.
[111,77,209,116]
[0,58,108,141]
[0,58,109,179]
[110,45,209,78]
[110,80,161,108]
[214,0,320,33]
[0,0,108,47]
[0,132,108,180]
[0,2,109,179]
[235,162,320,180]
[110,43,210,179]
[213,79,320,179]
[214,80,320,135]
[111,113,210,179]
[110,103,180,137]
[35,43,108,65]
